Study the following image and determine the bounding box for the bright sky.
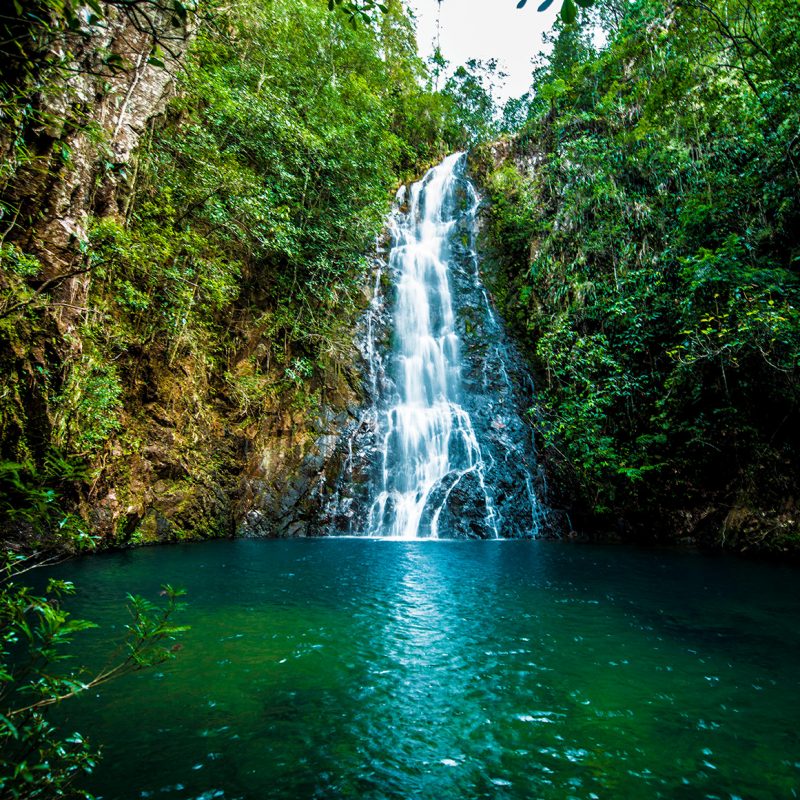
[403,0,560,104]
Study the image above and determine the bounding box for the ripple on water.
[47,539,800,800]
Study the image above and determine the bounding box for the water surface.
[53,540,800,799]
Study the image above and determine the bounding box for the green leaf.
[0,713,19,739]
[560,0,577,23]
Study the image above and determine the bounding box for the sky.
[403,0,561,104]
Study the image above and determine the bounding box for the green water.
[51,540,800,799]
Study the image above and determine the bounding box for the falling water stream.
[368,154,499,538]
[328,153,544,540]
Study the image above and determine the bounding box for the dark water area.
[49,540,800,799]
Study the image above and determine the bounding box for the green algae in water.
[51,540,800,799]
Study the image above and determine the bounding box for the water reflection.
[348,544,523,796]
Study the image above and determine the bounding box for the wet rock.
[420,471,494,539]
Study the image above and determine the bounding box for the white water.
[367,154,498,539]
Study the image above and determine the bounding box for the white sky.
[403,0,560,104]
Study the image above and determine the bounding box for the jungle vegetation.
[476,0,800,549]
[0,0,797,545]
[1,0,798,547]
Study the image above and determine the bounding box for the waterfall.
[366,153,499,539]
[318,153,546,539]
[339,152,545,540]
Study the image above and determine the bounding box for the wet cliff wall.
[316,157,559,539]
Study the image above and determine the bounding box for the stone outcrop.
[3,5,192,339]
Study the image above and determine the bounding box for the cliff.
[0,0,426,550]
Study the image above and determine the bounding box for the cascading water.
[367,153,498,539]
[322,153,547,539]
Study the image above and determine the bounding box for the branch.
[9,661,134,716]
[0,266,91,320]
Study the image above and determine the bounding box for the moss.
[131,512,160,545]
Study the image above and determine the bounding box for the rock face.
[0,6,207,546]
[0,7,192,455]
[318,155,551,539]
[3,6,192,334]
[237,405,361,539]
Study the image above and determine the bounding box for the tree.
[442,58,504,146]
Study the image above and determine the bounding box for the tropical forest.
[1,0,798,796]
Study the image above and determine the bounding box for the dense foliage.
[86,0,439,423]
[477,0,800,548]
[0,0,478,545]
